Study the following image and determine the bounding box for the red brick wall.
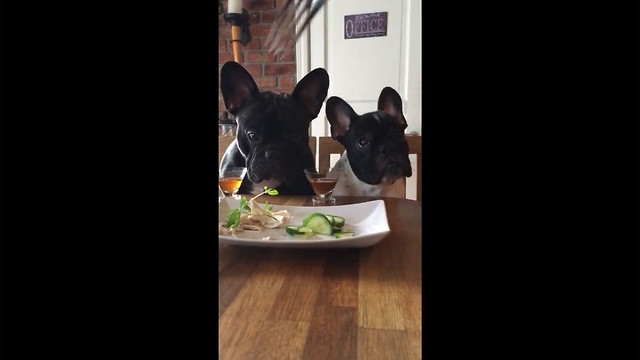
[218,0,296,115]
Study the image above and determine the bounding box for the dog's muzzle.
[246,146,299,184]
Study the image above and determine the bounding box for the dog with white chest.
[325,87,413,198]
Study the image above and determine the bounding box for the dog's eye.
[357,137,369,148]
[247,132,259,141]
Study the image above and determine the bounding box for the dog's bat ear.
[220,61,260,115]
[326,96,357,142]
[292,68,330,119]
[378,87,407,127]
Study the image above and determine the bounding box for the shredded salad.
[219,187,290,237]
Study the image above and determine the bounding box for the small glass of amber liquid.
[304,166,338,205]
[219,167,247,199]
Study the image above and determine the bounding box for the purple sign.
[344,12,388,40]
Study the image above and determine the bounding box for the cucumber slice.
[332,227,342,234]
[302,212,324,226]
[332,216,345,228]
[324,214,335,225]
[286,226,300,235]
[297,226,313,233]
[334,232,354,239]
[286,226,314,238]
[302,213,333,235]
[296,226,314,238]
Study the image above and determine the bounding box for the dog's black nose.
[265,149,280,161]
[380,143,392,155]
[381,142,404,155]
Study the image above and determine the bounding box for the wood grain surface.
[219,196,422,359]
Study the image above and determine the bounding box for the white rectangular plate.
[218,197,391,248]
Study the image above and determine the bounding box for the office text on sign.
[344,12,388,40]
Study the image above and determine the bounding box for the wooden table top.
[219,196,422,360]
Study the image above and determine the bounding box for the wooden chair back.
[406,136,422,203]
[317,135,422,202]
[317,137,345,172]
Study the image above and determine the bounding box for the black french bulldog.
[325,87,413,198]
[219,61,330,195]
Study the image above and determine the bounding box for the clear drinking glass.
[219,187,225,203]
[304,166,338,205]
[219,167,248,199]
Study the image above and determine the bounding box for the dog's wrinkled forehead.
[235,92,308,130]
[357,111,405,132]
[342,111,406,147]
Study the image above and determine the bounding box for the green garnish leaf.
[223,187,279,231]
[239,196,250,212]
[226,209,241,229]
